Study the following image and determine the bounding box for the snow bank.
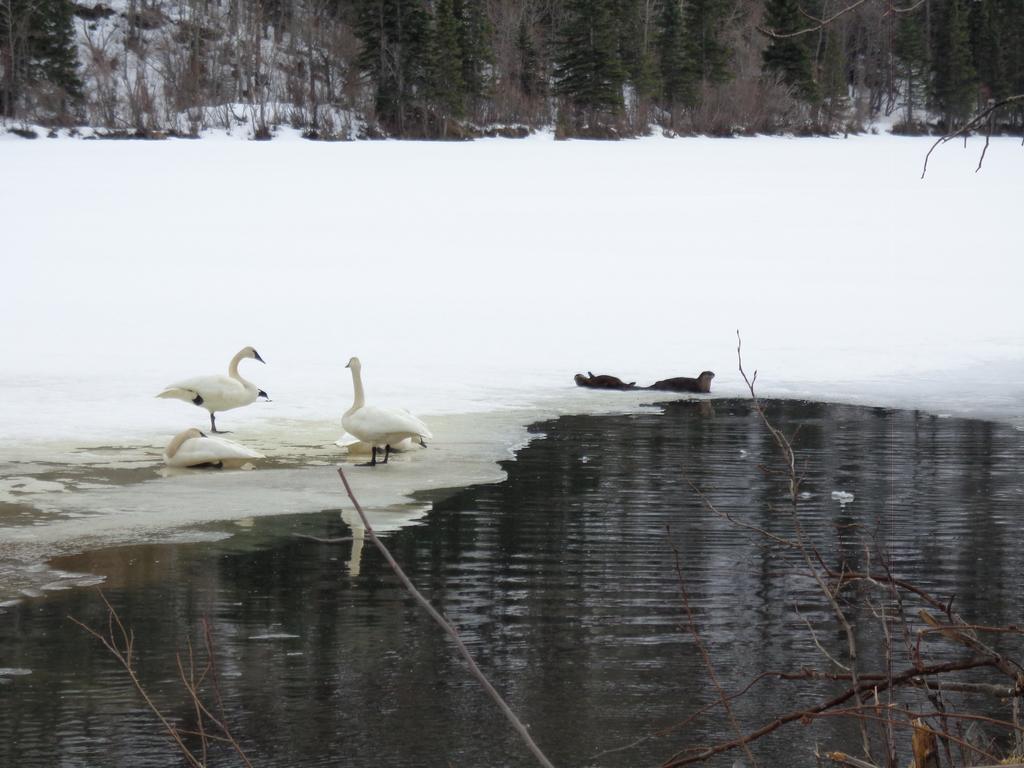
[3,132,1021,432]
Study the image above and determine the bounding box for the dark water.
[2,399,1023,767]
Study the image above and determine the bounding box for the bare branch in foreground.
[335,467,556,768]
[70,591,253,768]
[921,95,1024,178]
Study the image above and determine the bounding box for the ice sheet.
[1,133,1021,601]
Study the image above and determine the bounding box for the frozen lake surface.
[0,133,1022,599]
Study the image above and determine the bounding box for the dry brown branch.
[69,592,206,768]
[810,708,1000,763]
[825,706,1024,737]
[759,0,931,40]
[335,467,556,768]
[654,334,1024,766]
[70,593,253,768]
[685,475,800,549]
[918,610,1024,682]
[735,330,874,761]
[660,657,998,766]
[758,0,872,39]
[921,95,1024,178]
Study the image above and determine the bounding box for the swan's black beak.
[253,350,266,364]
[258,389,271,401]
[345,361,351,368]
[199,431,208,438]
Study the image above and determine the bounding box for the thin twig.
[921,94,1024,178]
[69,592,204,768]
[336,467,556,768]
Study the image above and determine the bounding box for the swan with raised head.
[157,346,269,433]
[342,356,432,467]
[162,428,265,468]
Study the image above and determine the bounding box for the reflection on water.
[1,399,1023,767]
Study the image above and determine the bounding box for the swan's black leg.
[382,444,391,464]
[210,413,230,434]
[358,446,378,467]
[418,437,428,448]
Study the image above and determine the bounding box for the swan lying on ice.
[163,428,265,468]
[342,356,432,467]
[157,346,269,433]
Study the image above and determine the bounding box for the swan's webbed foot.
[418,437,428,448]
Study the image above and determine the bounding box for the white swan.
[342,356,432,466]
[162,428,265,468]
[157,346,269,433]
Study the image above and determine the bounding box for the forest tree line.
[2,0,1024,137]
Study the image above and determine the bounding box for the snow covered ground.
[1,132,1022,599]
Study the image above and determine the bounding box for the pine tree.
[970,0,1009,102]
[615,0,658,105]
[819,26,847,128]
[0,0,82,118]
[762,0,818,103]
[428,0,466,125]
[355,0,431,133]
[455,0,492,108]
[931,0,976,129]
[657,0,692,112]
[554,0,626,126]
[516,18,542,99]
[1004,0,1024,127]
[683,0,730,89]
[894,5,929,127]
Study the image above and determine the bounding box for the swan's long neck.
[345,366,365,417]
[165,431,193,459]
[228,351,252,387]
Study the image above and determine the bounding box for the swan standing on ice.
[163,428,265,468]
[342,357,432,467]
[157,346,269,433]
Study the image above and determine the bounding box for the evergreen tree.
[931,0,976,128]
[615,0,658,104]
[683,0,730,89]
[516,18,542,99]
[428,0,466,123]
[762,0,818,103]
[1004,0,1024,127]
[970,0,1009,102]
[354,0,431,133]
[554,0,626,124]
[894,5,929,126]
[0,0,82,118]
[819,26,847,127]
[656,0,692,112]
[455,0,492,107]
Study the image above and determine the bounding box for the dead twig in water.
[69,591,254,768]
[335,466,556,768]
